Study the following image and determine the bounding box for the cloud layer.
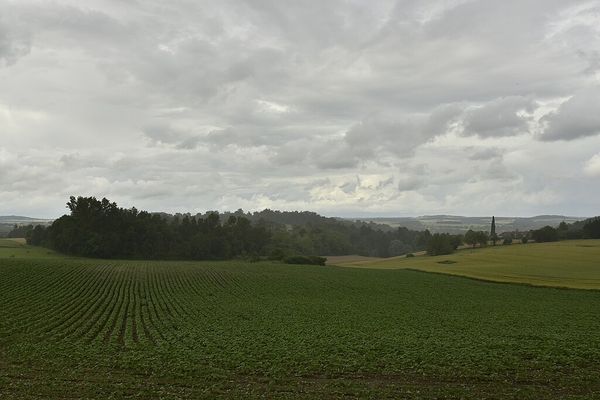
[1,0,600,217]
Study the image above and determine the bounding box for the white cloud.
[584,153,600,177]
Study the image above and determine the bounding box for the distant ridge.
[0,215,53,222]
[349,215,586,234]
[0,215,53,224]
[0,216,54,237]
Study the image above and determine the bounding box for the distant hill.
[348,215,585,234]
[0,215,53,224]
[0,216,54,237]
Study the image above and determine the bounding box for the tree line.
[424,217,600,256]
[21,196,431,261]
[14,196,600,261]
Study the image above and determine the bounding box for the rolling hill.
[349,215,584,234]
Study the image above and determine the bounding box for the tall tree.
[490,216,497,246]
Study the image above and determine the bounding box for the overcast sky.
[1,0,600,218]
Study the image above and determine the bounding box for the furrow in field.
[3,263,102,337]
[159,267,187,319]
[152,266,189,342]
[39,264,112,332]
[172,269,209,319]
[31,264,111,338]
[146,265,175,343]
[168,266,200,318]
[130,276,140,344]
[0,262,82,322]
[117,268,135,346]
[154,267,182,321]
[0,262,55,295]
[102,266,133,344]
[76,265,125,342]
[83,266,127,344]
[58,263,122,339]
[132,268,154,345]
[138,265,160,344]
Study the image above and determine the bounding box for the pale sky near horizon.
[1,0,600,218]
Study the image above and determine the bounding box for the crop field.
[2,241,600,398]
[336,240,600,290]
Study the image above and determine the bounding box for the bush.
[464,230,488,247]
[406,253,415,258]
[521,236,529,244]
[426,233,455,256]
[283,255,327,266]
[268,248,287,260]
[503,238,513,245]
[583,218,600,239]
[388,239,411,256]
[531,226,559,243]
[247,253,261,263]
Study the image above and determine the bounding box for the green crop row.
[2,253,600,399]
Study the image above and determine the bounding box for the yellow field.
[332,240,600,290]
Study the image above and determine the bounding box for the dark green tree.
[531,226,558,243]
[29,196,434,261]
[426,233,455,256]
[583,218,600,239]
[464,229,478,248]
[490,216,497,246]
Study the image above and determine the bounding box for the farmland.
[336,239,600,289]
[2,240,600,398]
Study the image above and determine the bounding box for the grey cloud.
[541,88,600,141]
[59,153,107,170]
[468,147,503,161]
[577,50,600,75]
[269,141,310,166]
[2,0,600,217]
[204,128,238,147]
[0,18,31,66]
[482,159,517,182]
[312,143,361,170]
[397,176,424,192]
[142,122,194,146]
[339,180,358,194]
[462,96,535,137]
[342,104,463,162]
[423,104,463,136]
[344,117,427,159]
[376,177,394,190]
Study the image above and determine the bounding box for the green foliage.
[283,255,327,265]
[426,233,457,256]
[490,216,497,245]
[7,224,33,238]
[33,196,431,260]
[449,234,463,250]
[388,239,412,256]
[504,217,600,242]
[464,229,489,247]
[583,218,600,239]
[503,237,513,245]
[2,255,600,398]
[31,196,271,260]
[531,226,559,243]
[521,236,529,244]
